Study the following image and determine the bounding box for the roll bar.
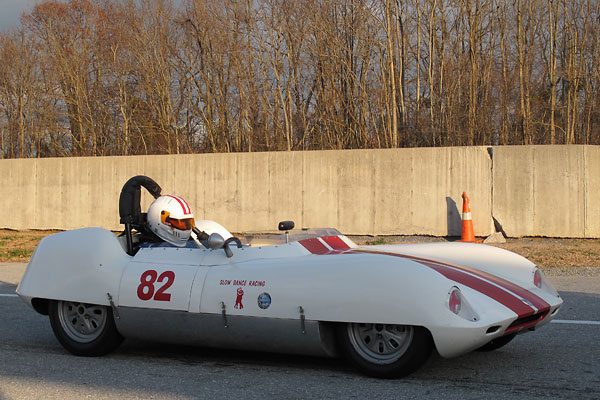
[119,175,162,255]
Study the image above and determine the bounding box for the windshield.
[246,228,352,247]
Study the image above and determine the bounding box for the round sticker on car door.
[257,292,271,309]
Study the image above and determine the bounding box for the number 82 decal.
[137,270,175,301]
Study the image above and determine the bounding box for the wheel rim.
[347,323,414,365]
[57,301,107,343]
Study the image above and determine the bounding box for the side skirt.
[114,307,338,357]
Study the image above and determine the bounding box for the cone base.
[458,238,484,243]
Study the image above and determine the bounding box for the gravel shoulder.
[349,235,600,270]
[0,263,24,285]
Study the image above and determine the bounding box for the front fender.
[367,242,538,287]
[17,228,131,310]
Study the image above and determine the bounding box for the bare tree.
[2,0,600,159]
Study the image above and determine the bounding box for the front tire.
[337,323,433,378]
[49,300,123,356]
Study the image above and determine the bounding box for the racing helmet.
[147,195,195,247]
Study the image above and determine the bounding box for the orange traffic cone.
[458,192,483,243]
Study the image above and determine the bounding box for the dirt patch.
[0,230,59,262]
[350,235,600,269]
[493,238,600,268]
[1,229,599,269]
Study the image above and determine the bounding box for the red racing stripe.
[350,249,546,317]
[299,238,330,255]
[421,261,534,316]
[322,236,351,250]
[437,261,550,312]
[167,195,192,215]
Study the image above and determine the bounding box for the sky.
[0,1,186,31]
[0,0,38,31]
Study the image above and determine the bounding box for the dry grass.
[1,229,599,268]
[352,235,600,269]
[0,230,57,262]
[493,238,600,268]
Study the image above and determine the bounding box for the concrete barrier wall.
[492,145,600,238]
[0,145,597,237]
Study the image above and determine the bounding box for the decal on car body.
[299,235,352,255]
[234,287,244,309]
[118,263,199,311]
[257,292,272,309]
[220,279,266,287]
[137,270,175,301]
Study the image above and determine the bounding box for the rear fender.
[17,228,131,309]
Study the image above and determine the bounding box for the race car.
[17,176,563,378]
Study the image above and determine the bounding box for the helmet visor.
[165,216,195,230]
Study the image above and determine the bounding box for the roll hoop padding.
[118,176,162,225]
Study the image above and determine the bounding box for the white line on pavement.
[551,319,600,326]
[0,294,18,297]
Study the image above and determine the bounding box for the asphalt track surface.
[0,263,598,400]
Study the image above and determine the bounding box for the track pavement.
[0,263,598,400]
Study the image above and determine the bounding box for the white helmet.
[147,195,195,247]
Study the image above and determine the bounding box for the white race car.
[17,176,563,378]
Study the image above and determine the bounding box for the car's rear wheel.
[476,333,516,352]
[337,323,433,378]
[49,300,123,356]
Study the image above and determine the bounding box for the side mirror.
[207,232,234,258]
[278,221,295,244]
[207,233,225,250]
[278,221,295,231]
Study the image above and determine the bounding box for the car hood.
[359,241,537,289]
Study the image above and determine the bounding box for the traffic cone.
[458,192,483,243]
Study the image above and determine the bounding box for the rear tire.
[337,323,433,378]
[49,300,123,356]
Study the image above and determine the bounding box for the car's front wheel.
[49,300,123,356]
[337,323,433,378]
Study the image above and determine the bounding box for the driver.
[144,195,201,248]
